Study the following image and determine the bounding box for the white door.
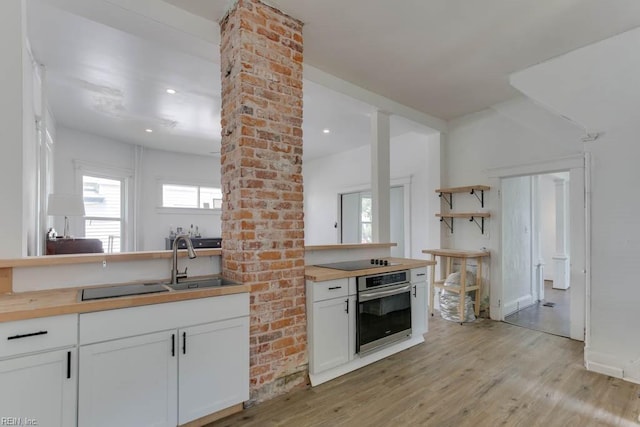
[311,297,350,373]
[0,349,76,427]
[411,282,427,336]
[79,331,177,427]
[502,176,535,315]
[178,317,249,425]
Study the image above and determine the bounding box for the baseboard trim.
[504,294,534,316]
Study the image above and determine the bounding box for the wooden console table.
[422,249,490,322]
[46,238,104,255]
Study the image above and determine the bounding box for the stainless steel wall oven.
[356,270,412,353]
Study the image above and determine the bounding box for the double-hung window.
[161,183,222,210]
[82,175,124,252]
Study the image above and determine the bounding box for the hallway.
[504,281,570,337]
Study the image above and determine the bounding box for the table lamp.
[47,193,86,238]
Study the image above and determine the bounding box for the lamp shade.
[47,194,86,217]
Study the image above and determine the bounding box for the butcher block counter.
[305,257,435,281]
[0,279,249,322]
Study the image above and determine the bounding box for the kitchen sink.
[81,277,240,301]
[167,277,239,291]
[81,283,169,301]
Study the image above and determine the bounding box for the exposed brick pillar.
[219,0,305,403]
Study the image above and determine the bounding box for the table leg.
[459,259,467,324]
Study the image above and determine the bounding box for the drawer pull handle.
[7,330,48,340]
[66,351,71,379]
[172,334,176,357]
[416,273,426,276]
[183,332,187,355]
[328,286,342,290]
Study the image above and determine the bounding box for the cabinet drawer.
[310,278,348,302]
[411,267,428,283]
[80,293,249,345]
[0,314,78,359]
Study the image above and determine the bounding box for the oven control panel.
[358,270,409,290]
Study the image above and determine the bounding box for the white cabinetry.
[0,314,78,427]
[78,294,249,427]
[411,267,428,336]
[79,331,177,427]
[306,278,354,375]
[178,317,249,425]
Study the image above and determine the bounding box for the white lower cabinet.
[78,294,250,427]
[178,317,249,425]
[78,331,178,427]
[310,296,350,373]
[0,348,77,427]
[411,281,427,336]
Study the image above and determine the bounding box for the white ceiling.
[166,0,640,120]
[31,0,639,159]
[26,0,432,160]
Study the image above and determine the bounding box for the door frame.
[336,177,412,257]
[488,154,589,342]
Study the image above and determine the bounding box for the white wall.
[139,148,221,251]
[53,127,221,251]
[502,176,533,315]
[303,131,441,259]
[539,174,556,281]
[0,1,26,257]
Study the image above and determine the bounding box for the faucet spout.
[171,234,197,284]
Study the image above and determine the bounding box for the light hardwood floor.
[209,317,640,427]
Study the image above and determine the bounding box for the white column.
[0,0,26,257]
[371,110,390,243]
[552,178,570,289]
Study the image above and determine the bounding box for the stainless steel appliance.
[356,270,412,353]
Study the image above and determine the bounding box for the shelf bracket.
[470,189,485,208]
[439,192,452,209]
[440,217,453,233]
[469,216,485,234]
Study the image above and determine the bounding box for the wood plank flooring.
[209,317,640,427]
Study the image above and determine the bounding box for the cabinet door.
[0,349,76,427]
[178,317,249,425]
[79,331,177,427]
[411,282,428,336]
[311,297,350,374]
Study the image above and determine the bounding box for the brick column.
[219,0,305,403]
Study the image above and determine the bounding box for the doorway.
[502,173,571,337]
[340,185,406,257]
[488,155,587,342]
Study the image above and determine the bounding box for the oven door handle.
[359,284,411,302]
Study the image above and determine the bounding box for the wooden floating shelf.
[436,213,490,234]
[436,213,490,219]
[436,185,490,209]
[435,185,490,194]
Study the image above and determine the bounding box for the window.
[360,194,372,243]
[161,184,222,210]
[83,175,123,252]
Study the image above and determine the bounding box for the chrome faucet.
[171,234,197,284]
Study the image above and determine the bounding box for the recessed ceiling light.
[145,128,153,133]
[323,129,331,134]
[166,88,176,94]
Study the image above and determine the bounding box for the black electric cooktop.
[315,259,400,271]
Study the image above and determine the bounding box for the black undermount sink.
[81,277,240,301]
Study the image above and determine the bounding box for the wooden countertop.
[305,257,435,281]
[422,249,490,258]
[0,279,250,322]
[305,243,397,251]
